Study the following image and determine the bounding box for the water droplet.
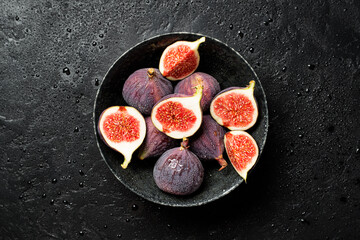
[95,78,100,86]
[249,47,254,53]
[132,204,138,211]
[74,127,79,132]
[63,200,69,204]
[229,24,233,30]
[307,64,315,70]
[54,209,58,213]
[19,194,23,199]
[282,66,287,72]
[238,31,244,38]
[66,28,72,32]
[79,182,84,187]
[298,134,303,138]
[79,231,84,236]
[53,84,58,88]
[50,199,55,205]
[15,16,20,21]
[104,224,107,229]
[125,218,130,222]
[305,88,309,93]
[92,41,97,46]
[57,191,61,195]
[268,18,273,22]
[63,67,71,75]
[42,193,46,198]
[263,21,269,26]
[79,169,84,175]
[356,147,359,154]
[167,224,171,228]
[99,45,103,49]
[52,178,57,184]
[117,234,122,238]
[99,34,104,38]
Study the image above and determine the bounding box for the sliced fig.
[138,117,178,160]
[153,140,204,195]
[151,85,203,139]
[190,115,227,170]
[98,106,146,169]
[174,72,221,112]
[224,130,259,182]
[159,37,205,81]
[122,68,173,115]
[210,80,258,130]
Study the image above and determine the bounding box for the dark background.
[1,0,359,239]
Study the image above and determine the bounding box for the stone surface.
[0,0,359,239]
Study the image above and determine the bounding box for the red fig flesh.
[98,106,146,169]
[138,117,177,160]
[224,130,259,181]
[151,86,203,139]
[210,80,258,130]
[190,115,227,170]
[153,141,204,195]
[122,68,173,115]
[174,72,221,112]
[159,37,205,80]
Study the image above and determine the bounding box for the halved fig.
[122,68,173,115]
[190,115,227,170]
[210,80,258,130]
[98,106,146,169]
[138,117,177,160]
[153,140,204,195]
[159,37,205,81]
[224,130,259,182]
[174,72,221,112]
[151,85,203,139]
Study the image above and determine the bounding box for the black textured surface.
[1,0,359,239]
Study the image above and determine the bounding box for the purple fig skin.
[174,72,220,112]
[138,117,177,160]
[190,115,227,170]
[153,145,204,196]
[122,68,173,115]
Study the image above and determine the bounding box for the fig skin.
[189,115,227,170]
[153,141,204,196]
[122,68,173,115]
[174,72,220,112]
[138,117,178,160]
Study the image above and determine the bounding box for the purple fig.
[190,115,227,170]
[122,68,173,115]
[138,117,178,160]
[153,140,204,195]
[174,72,221,112]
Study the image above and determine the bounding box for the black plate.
[93,32,268,207]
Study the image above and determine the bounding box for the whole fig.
[138,117,177,160]
[174,72,220,112]
[190,115,227,170]
[153,141,204,195]
[122,68,173,115]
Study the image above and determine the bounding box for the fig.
[98,106,146,169]
[122,68,173,115]
[174,72,221,112]
[224,130,259,182]
[210,80,258,130]
[151,85,203,139]
[153,140,204,195]
[159,37,205,81]
[138,117,177,160]
[190,115,227,170]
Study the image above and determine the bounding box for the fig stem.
[180,137,189,150]
[215,155,228,171]
[190,37,206,49]
[247,80,255,91]
[121,152,133,169]
[147,68,155,78]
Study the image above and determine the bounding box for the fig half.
[138,117,177,160]
[174,72,221,112]
[153,140,204,195]
[190,115,227,170]
[210,80,258,130]
[98,106,146,169]
[159,37,205,80]
[122,68,173,115]
[151,85,203,139]
[224,130,259,182]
